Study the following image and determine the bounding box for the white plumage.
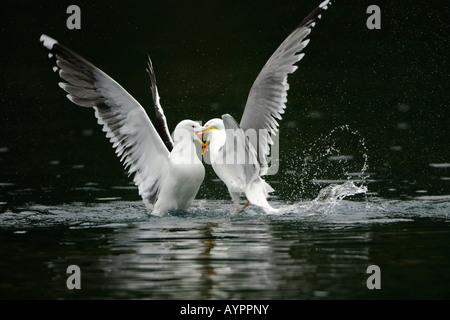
[40,0,331,215]
[40,35,204,216]
[202,1,331,213]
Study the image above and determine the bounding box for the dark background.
[1,0,449,208]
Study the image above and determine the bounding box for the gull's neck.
[170,130,201,165]
[208,129,226,160]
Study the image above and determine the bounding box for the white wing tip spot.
[40,34,58,50]
[319,0,330,10]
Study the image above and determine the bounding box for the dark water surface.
[0,199,449,300]
[1,0,449,299]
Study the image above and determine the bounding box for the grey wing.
[40,34,170,206]
[146,56,174,151]
[239,0,331,175]
[222,114,260,185]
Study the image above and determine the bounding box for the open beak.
[194,131,205,146]
[194,131,209,155]
[201,141,209,155]
[200,126,218,155]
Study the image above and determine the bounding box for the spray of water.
[281,125,370,208]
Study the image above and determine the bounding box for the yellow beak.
[194,131,205,146]
[201,141,209,155]
[201,126,219,132]
[200,126,218,154]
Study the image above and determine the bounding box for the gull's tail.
[245,178,277,213]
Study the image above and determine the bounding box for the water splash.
[308,180,368,212]
[282,125,370,203]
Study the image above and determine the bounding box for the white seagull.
[40,35,205,216]
[202,1,331,213]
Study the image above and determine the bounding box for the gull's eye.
[192,125,195,128]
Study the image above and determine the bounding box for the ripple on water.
[0,193,448,230]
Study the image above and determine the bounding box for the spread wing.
[221,114,260,186]
[40,34,170,206]
[146,56,174,151]
[239,0,331,175]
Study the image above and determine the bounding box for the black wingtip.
[297,0,331,30]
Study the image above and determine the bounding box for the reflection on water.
[0,197,448,299]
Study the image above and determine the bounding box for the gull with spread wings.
[202,1,331,213]
[40,35,205,216]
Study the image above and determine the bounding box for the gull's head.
[201,118,224,154]
[173,119,205,146]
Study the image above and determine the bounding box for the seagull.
[40,35,205,216]
[202,1,331,213]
